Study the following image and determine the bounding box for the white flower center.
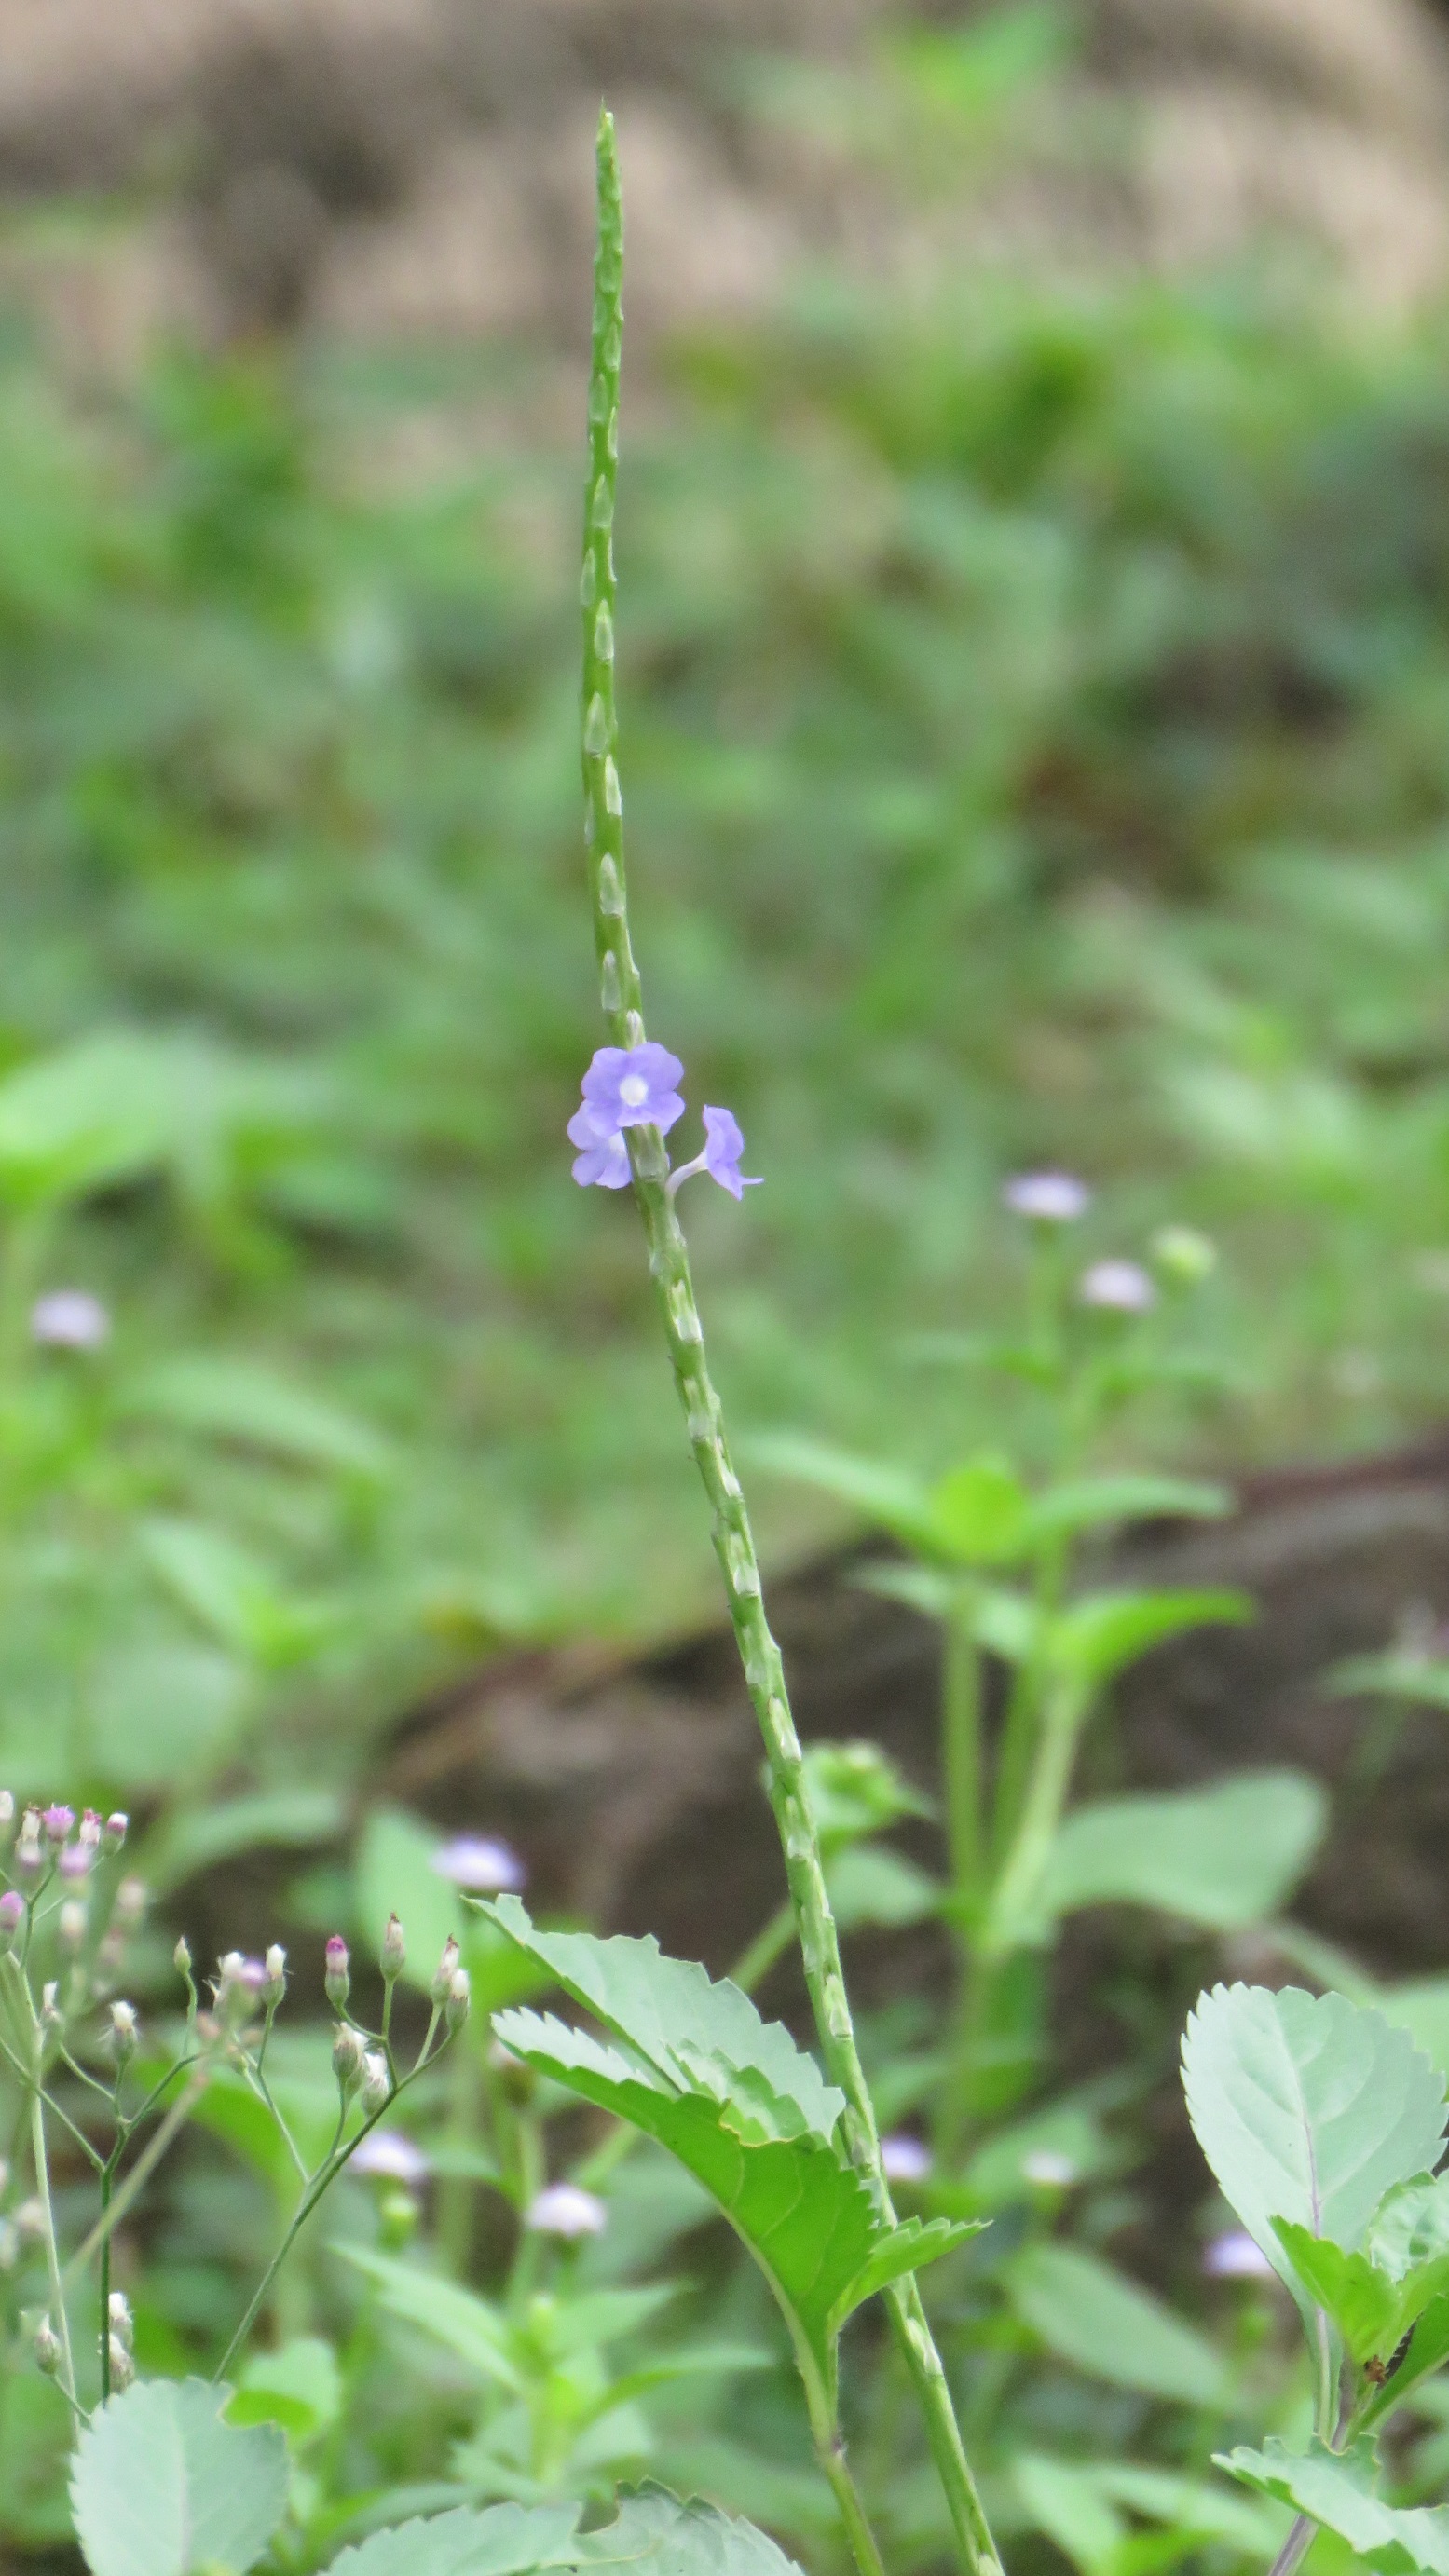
[619,1073,649,1108]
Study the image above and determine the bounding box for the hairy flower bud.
[108,2335,135,2392]
[525,2182,607,2240]
[78,1810,103,1850]
[14,2199,46,2246]
[40,1805,75,1846]
[263,1944,287,2010]
[0,1789,14,1837]
[58,1901,88,1951]
[174,1935,194,1981]
[0,1890,24,1952]
[444,1966,472,2033]
[103,1813,129,1852]
[380,1914,406,1983]
[113,1877,147,1928]
[34,2318,61,2378]
[430,1935,460,2005]
[109,1999,138,2065]
[108,2290,134,2353]
[324,1935,350,2010]
[40,1982,62,2030]
[13,1814,42,1875]
[332,2023,366,2098]
[360,2051,390,2117]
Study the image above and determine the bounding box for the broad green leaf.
[1371,2175,1449,2277]
[479,1898,976,2384]
[833,2215,983,2327]
[924,1455,1031,1565]
[126,1356,390,1478]
[1382,1980,1449,2082]
[145,1788,343,1894]
[139,1518,340,1670]
[1219,2437,1449,2574]
[1048,1588,1251,1690]
[339,2248,521,2392]
[1271,2223,1406,2364]
[1024,1476,1232,1546]
[70,2378,288,2576]
[751,1438,938,1550]
[357,1806,464,1996]
[230,2337,342,2446]
[1008,2242,1229,2405]
[321,2487,803,2576]
[1034,1772,1324,1933]
[1363,2296,1449,2428]
[1328,1654,1449,1712]
[825,1844,939,1930]
[1012,2454,1125,2576]
[86,1642,247,1794]
[1182,1984,1447,2304]
[1013,2453,1283,2576]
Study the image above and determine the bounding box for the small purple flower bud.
[30,1288,111,1351]
[525,2182,607,2240]
[1203,2228,1274,2281]
[431,1835,526,1894]
[349,2129,430,2184]
[103,1813,129,1852]
[113,1877,147,1928]
[380,1914,407,1982]
[34,2318,61,2377]
[430,1935,460,2004]
[109,2000,138,2064]
[1078,1259,1155,1314]
[0,1890,25,1950]
[324,1935,350,2010]
[880,2133,933,2185]
[58,1843,91,1882]
[1004,1171,1090,1223]
[333,2024,366,2098]
[444,1967,472,2033]
[78,1810,103,1850]
[41,1806,75,1847]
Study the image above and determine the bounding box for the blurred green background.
[3,4,1449,1813]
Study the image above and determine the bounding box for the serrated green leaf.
[1272,2223,1405,2364]
[321,2486,803,2576]
[1034,1772,1324,1933]
[828,2215,982,2333]
[1364,2296,1449,2428]
[70,2378,289,2576]
[1024,1475,1232,1545]
[1182,1985,1447,2309]
[1048,1588,1251,1690]
[1008,2242,1229,2404]
[1218,2438,1449,2574]
[1371,2175,1449,2277]
[479,1900,968,2387]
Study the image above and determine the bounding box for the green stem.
[944,1603,984,1927]
[984,1681,1087,1957]
[729,1901,796,1997]
[64,2074,208,2284]
[99,2164,113,2403]
[31,2088,78,2415]
[580,109,1003,2576]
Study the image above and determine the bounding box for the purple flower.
[667,1105,762,1204]
[581,1043,685,1137]
[431,1833,526,1893]
[1203,2228,1274,2281]
[350,2128,430,2184]
[881,2133,933,2185]
[567,1104,633,1191]
[1079,1259,1155,1314]
[31,1289,111,1351]
[0,1890,24,1945]
[526,2181,608,2239]
[1004,1172,1090,1223]
[58,1844,91,1881]
[41,1806,75,1846]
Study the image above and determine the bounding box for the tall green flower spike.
[576,106,1005,2576]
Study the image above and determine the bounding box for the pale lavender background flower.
[1022,2150,1077,2188]
[526,2181,607,2238]
[1079,1259,1155,1313]
[31,1290,111,1350]
[432,1833,526,1893]
[1004,1172,1089,1222]
[567,1105,632,1190]
[880,2133,933,2185]
[1203,2228,1274,2280]
[350,2130,430,2184]
[581,1043,685,1136]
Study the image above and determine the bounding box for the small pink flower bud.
[78,1811,103,1850]
[1004,1171,1090,1223]
[380,1914,406,1983]
[13,1815,42,1874]
[0,1890,24,1950]
[332,2024,366,2097]
[34,2318,61,2377]
[324,1935,350,2010]
[880,2133,933,2185]
[263,1944,287,2009]
[58,1843,91,1881]
[103,1813,129,1852]
[430,1935,460,2004]
[109,1999,138,2065]
[41,1806,75,1846]
[444,1966,471,2032]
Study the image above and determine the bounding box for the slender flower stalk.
[579,109,1004,2576]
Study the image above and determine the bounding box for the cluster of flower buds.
[2,1801,127,1887]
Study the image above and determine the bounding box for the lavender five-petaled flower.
[667,1105,762,1203]
[581,1043,685,1136]
[567,1103,633,1190]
